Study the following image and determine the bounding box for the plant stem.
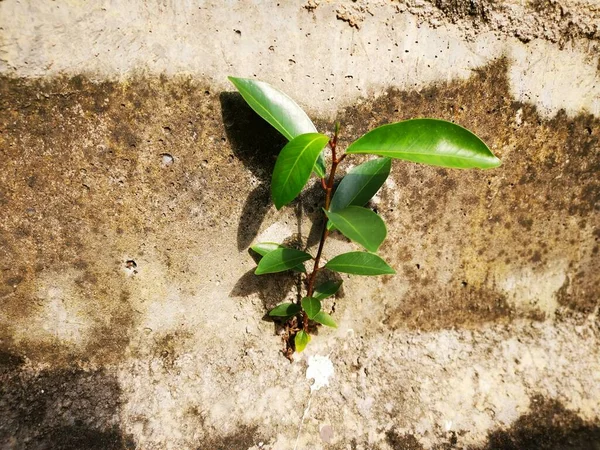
[302,124,342,330]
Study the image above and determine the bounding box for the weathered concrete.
[0,1,599,449]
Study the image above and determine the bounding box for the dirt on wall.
[0,57,599,448]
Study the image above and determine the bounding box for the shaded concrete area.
[0,353,135,449]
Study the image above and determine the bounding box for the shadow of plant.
[219,91,286,251]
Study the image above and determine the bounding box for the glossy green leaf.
[325,251,395,276]
[301,296,321,319]
[313,280,342,301]
[228,77,325,177]
[228,77,317,141]
[269,303,301,317]
[250,242,283,256]
[250,242,306,273]
[314,153,326,178]
[330,158,392,212]
[346,119,500,169]
[313,311,338,328]
[255,248,312,275]
[325,206,387,252]
[295,330,311,353]
[271,133,329,209]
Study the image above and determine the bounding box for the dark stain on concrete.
[0,56,598,367]
[0,365,135,449]
[383,283,514,332]
[153,331,192,372]
[476,395,600,450]
[0,74,251,365]
[386,430,425,449]
[428,0,600,45]
[197,425,263,450]
[336,57,599,328]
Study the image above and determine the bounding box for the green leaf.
[269,302,301,317]
[255,248,312,275]
[313,280,342,301]
[228,77,325,177]
[271,133,329,209]
[325,251,395,275]
[314,152,326,178]
[346,119,500,169]
[301,296,321,319]
[228,77,317,141]
[330,158,392,212]
[313,311,338,328]
[250,242,283,256]
[250,242,306,273]
[295,330,311,352]
[325,206,387,252]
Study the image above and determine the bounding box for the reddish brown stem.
[302,124,342,329]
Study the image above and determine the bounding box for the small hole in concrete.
[125,260,137,269]
[461,281,468,287]
[416,263,420,269]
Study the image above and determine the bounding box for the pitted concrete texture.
[0,1,599,449]
[1,1,599,118]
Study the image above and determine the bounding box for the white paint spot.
[306,354,335,392]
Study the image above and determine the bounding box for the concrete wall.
[0,1,599,449]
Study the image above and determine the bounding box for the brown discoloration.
[478,395,600,449]
[386,430,426,449]
[383,283,514,332]
[0,59,598,364]
[199,425,265,450]
[0,75,256,365]
[153,331,192,372]
[337,57,598,327]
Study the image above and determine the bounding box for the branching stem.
[302,123,342,330]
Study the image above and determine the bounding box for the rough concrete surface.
[0,1,599,449]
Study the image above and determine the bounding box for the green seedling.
[229,76,500,358]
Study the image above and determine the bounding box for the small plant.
[228,77,500,358]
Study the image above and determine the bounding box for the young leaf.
[325,206,387,252]
[250,242,306,273]
[346,119,501,169]
[313,280,342,301]
[228,77,317,141]
[269,302,302,317]
[271,133,329,209]
[330,158,392,212]
[255,248,312,275]
[325,251,395,275]
[301,296,321,319]
[295,330,311,353]
[313,311,338,328]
